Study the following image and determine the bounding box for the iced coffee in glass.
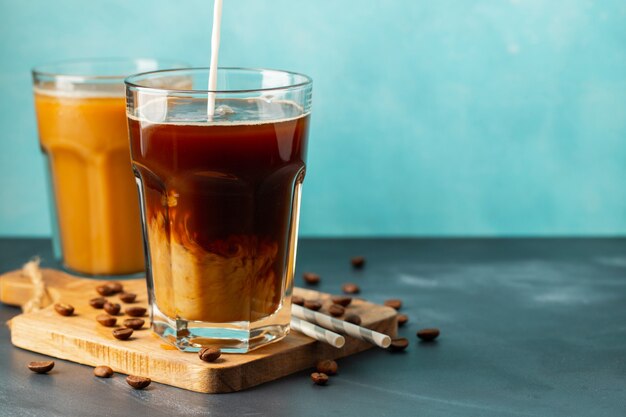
[33,59,184,276]
[125,68,312,352]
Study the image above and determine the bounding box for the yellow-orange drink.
[34,91,143,275]
[33,59,184,275]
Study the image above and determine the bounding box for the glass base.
[151,303,291,353]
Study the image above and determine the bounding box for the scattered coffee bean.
[344,313,361,325]
[125,307,147,317]
[103,302,121,316]
[316,359,338,375]
[105,282,124,294]
[119,292,137,303]
[96,285,114,296]
[330,295,352,307]
[417,328,440,342]
[292,295,305,306]
[397,314,409,326]
[328,304,345,317]
[94,365,114,378]
[112,328,133,340]
[384,299,402,310]
[351,256,366,269]
[89,297,107,309]
[27,361,55,374]
[310,372,329,385]
[389,338,409,352]
[303,300,322,311]
[303,272,320,285]
[341,283,360,294]
[54,303,74,317]
[96,314,117,327]
[198,347,221,363]
[126,375,151,390]
[123,318,145,330]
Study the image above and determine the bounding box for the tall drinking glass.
[125,68,312,352]
[33,59,186,276]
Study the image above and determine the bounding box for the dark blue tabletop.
[1,238,625,417]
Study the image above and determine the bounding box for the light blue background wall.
[1,0,626,237]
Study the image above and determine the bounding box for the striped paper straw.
[290,317,345,348]
[292,304,391,349]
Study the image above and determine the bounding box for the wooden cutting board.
[0,268,397,393]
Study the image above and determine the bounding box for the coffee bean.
[103,302,121,316]
[316,359,338,375]
[417,328,440,342]
[303,300,322,311]
[93,365,114,378]
[330,295,352,307]
[310,372,329,385]
[389,338,409,352]
[89,297,107,309]
[54,303,74,317]
[341,283,360,294]
[125,306,147,317]
[292,295,305,306]
[27,361,54,374]
[105,282,124,294]
[384,299,402,310]
[126,375,151,390]
[119,292,137,303]
[351,256,366,269]
[123,318,145,330]
[198,347,221,363]
[96,314,117,327]
[112,328,133,340]
[328,304,345,317]
[96,285,114,296]
[344,313,361,325]
[303,272,320,285]
[397,314,409,326]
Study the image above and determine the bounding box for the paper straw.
[292,304,391,349]
[290,317,345,348]
[207,0,223,120]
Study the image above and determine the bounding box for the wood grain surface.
[0,268,397,393]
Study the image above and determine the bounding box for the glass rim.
[32,57,188,82]
[124,67,313,95]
